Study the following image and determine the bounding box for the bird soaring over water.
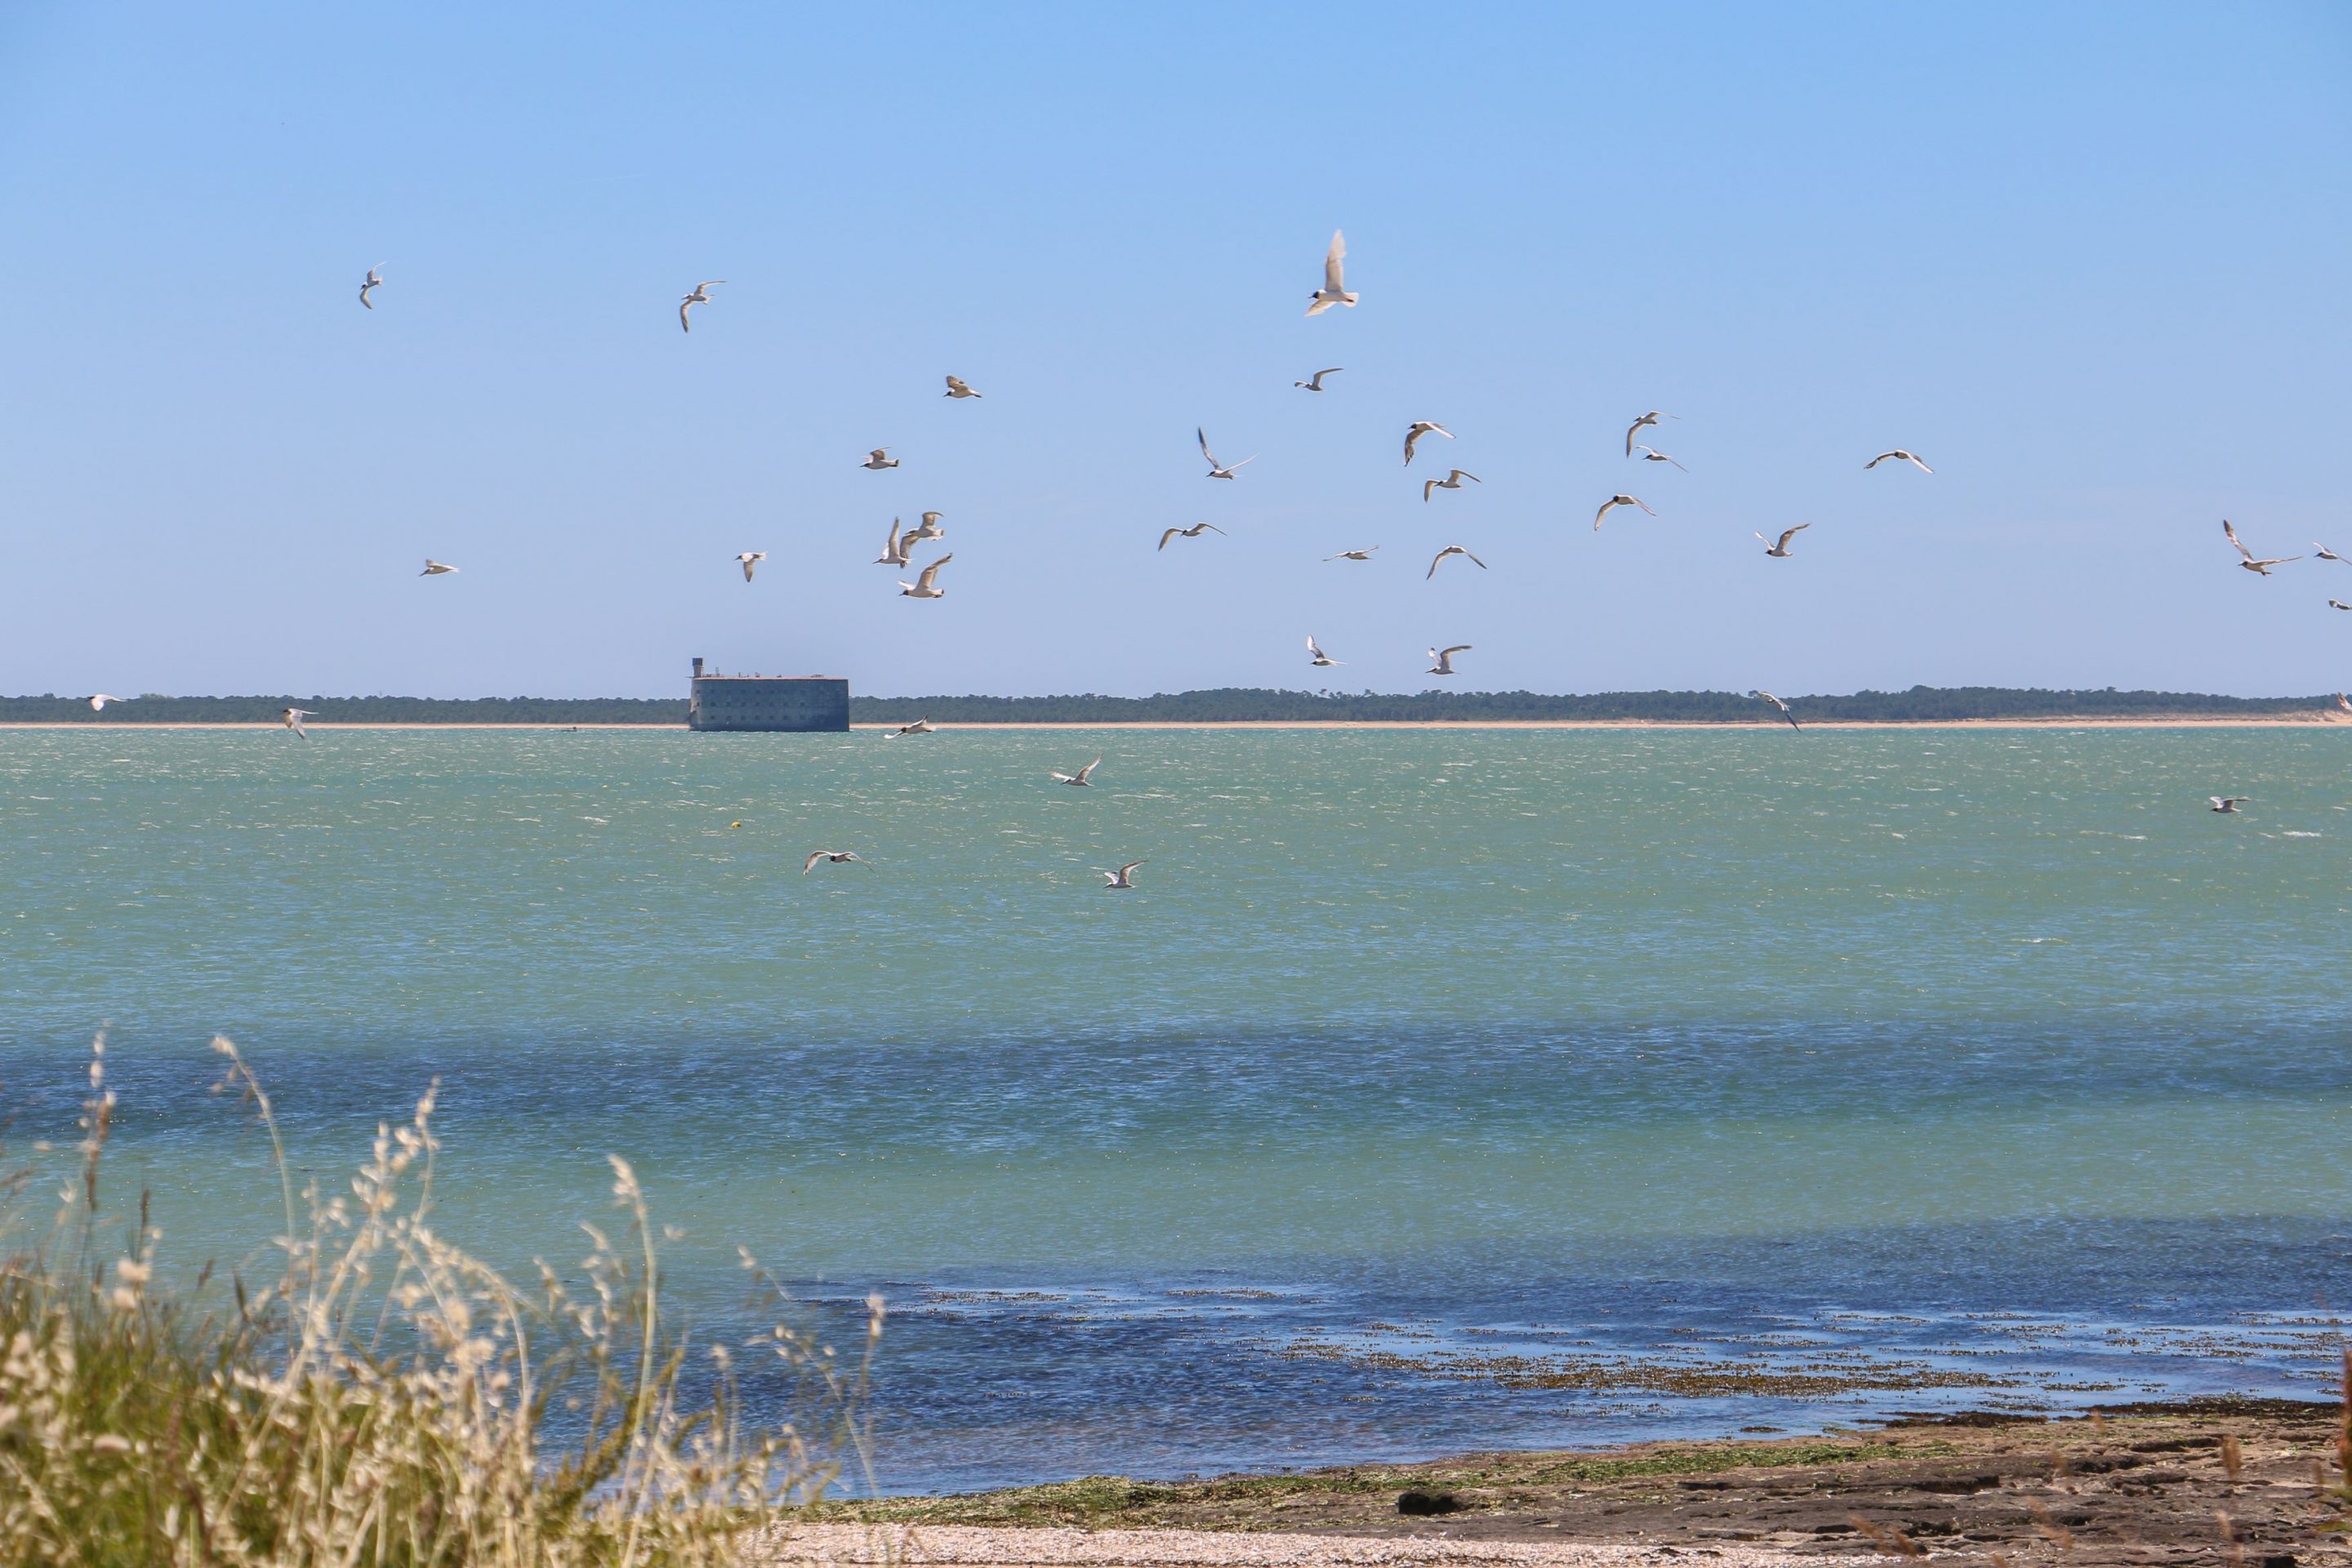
[1294,368,1343,391]
[803,849,866,873]
[1865,449,1933,473]
[1307,635,1343,667]
[421,559,458,576]
[2339,693,2352,715]
[1402,421,1452,466]
[1427,545,1487,579]
[1050,758,1102,786]
[862,448,900,470]
[1756,524,1811,558]
[2223,519,2298,575]
[1198,427,1254,479]
[1624,411,1675,457]
[1593,494,1655,530]
[1101,860,1146,889]
[1426,644,1471,675]
[1324,547,1379,562]
[1423,470,1480,501]
[2208,796,2249,814]
[943,375,982,399]
[884,719,934,738]
[282,707,314,740]
[1754,691,1801,729]
[1632,445,1686,470]
[1158,523,1226,550]
[1305,230,1356,316]
[898,554,952,598]
[86,694,123,711]
[359,267,382,310]
[679,280,724,332]
[735,551,766,582]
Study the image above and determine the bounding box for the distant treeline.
[2,686,2338,725]
[852,686,2338,723]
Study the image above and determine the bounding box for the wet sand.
[806,1403,2345,1566]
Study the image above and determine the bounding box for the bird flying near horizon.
[1307,635,1343,667]
[1050,758,1102,786]
[1594,494,1655,530]
[1305,230,1356,316]
[679,280,724,332]
[1754,691,1801,729]
[2223,519,2298,576]
[803,849,866,872]
[1426,644,1472,676]
[1158,523,1226,550]
[1402,421,1452,466]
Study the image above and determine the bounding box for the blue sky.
[2,2,2347,699]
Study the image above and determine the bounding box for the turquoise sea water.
[4,726,2350,1489]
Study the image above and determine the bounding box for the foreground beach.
[2,714,2349,729]
[790,1405,2336,1566]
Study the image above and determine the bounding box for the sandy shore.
[761,1525,1874,1567]
[807,1405,2344,1567]
[1,716,2346,731]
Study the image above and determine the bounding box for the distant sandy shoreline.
[1,716,2345,733]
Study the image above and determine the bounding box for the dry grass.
[0,1033,876,1567]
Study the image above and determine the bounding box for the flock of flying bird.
[77,233,2339,880]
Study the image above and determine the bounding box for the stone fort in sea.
[685,657,850,732]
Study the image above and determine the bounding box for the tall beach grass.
[0,1034,878,1566]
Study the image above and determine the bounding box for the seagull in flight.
[875,517,911,567]
[898,554,953,598]
[1753,690,1801,730]
[1624,411,1676,457]
[907,510,947,544]
[282,707,314,740]
[1307,635,1343,667]
[1101,860,1146,889]
[1632,445,1687,470]
[802,849,867,873]
[2207,796,2249,814]
[1593,494,1655,530]
[735,551,766,582]
[943,375,982,399]
[1756,524,1811,558]
[2338,693,2352,715]
[86,694,125,712]
[359,266,382,310]
[1294,368,1343,391]
[1426,644,1472,676]
[2332,599,2352,612]
[1865,449,1933,473]
[1305,230,1356,315]
[2223,519,2299,575]
[884,719,934,738]
[679,280,724,333]
[1198,427,1254,479]
[1427,545,1487,579]
[1049,758,1102,786]
[421,559,459,575]
[1402,421,1452,466]
[1423,470,1480,502]
[1324,547,1379,562]
[862,448,900,470]
[1158,523,1226,550]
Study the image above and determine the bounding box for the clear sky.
[2,3,2347,700]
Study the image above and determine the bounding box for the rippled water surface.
[4,726,2349,1490]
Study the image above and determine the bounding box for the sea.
[3,724,2348,1492]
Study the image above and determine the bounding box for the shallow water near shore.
[3,726,2350,1491]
